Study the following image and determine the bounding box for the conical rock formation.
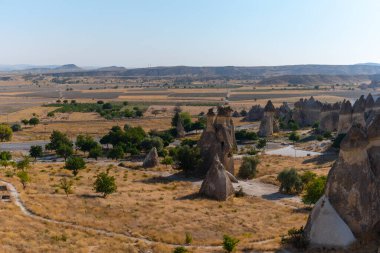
[199,155,235,201]
[142,147,159,168]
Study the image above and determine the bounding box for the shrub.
[88,145,102,160]
[277,168,303,194]
[0,124,12,141]
[21,119,29,126]
[29,145,43,160]
[302,176,327,205]
[47,111,55,117]
[235,130,258,141]
[300,171,317,185]
[323,131,332,139]
[173,247,188,253]
[29,117,40,126]
[289,131,300,142]
[16,156,31,171]
[238,156,259,179]
[161,156,174,168]
[11,124,21,132]
[174,145,202,176]
[93,172,117,198]
[222,235,239,253]
[107,145,125,160]
[185,232,193,244]
[59,178,74,196]
[316,135,323,141]
[140,136,164,153]
[281,226,309,250]
[17,170,30,189]
[0,151,12,161]
[65,156,86,176]
[256,138,267,149]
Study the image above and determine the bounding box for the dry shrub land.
[1,162,307,252]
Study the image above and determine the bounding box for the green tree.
[93,172,117,198]
[29,117,40,126]
[56,144,74,161]
[140,136,164,153]
[46,130,73,151]
[107,145,125,160]
[29,145,43,160]
[59,177,74,196]
[17,170,30,189]
[65,156,86,176]
[175,145,202,176]
[88,144,102,160]
[0,124,12,141]
[238,156,260,179]
[171,112,192,131]
[302,176,327,205]
[21,119,29,126]
[222,235,239,253]
[277,168,303,194]
[75,134,98,154]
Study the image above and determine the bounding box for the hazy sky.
[1,0,380,67]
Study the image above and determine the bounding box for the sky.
[1,0,380,67]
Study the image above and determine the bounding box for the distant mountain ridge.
[3,63,380,77]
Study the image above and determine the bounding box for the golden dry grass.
[1,162,308,252]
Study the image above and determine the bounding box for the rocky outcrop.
[292,96,323,127]
[142,147,159,168]
[246,105,264,121]
[199,155,235,201]
[306,118,380,247]
[176,119,186,138]
[319,102,340,132]
[198,106,237,175]
[337,100,353,134]
[258,100,277,137]
[352,95,366,126]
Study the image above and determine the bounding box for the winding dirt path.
[0,178,287,251]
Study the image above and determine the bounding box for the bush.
[302,176,327,205]
[173,247,188,253]
[59,178,74,196]
[235,130,258,141]
[256,138,267,149]
[88,145,102,160]
[222,235,239,253]
[93,172,117,198]
[47,111,55,117]
[238,156,259,179]
[17,170,30,189]
[316,135,323,141]
[0,124,12,141]
[16,156,31,170]
[174,145,202,176]
[277,168,303,194]
[185,232,193,244]
[107,145,125,160]
[65,156,86,176]
[29,117,40,126]
[140,136,164,153]
[281,226,309,250]
[11,124,21,132]
[29,145,43,159]
[161,156,174,168]
[323,131,332,139]
[0,151,12,161]
[300,171,317,185]
[289,131,300,142]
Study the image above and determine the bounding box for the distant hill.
[48,64,380,78]
[17,64,82,74]
[257,74,369,86]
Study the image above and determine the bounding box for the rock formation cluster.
[198,106,237,175]
[319,102,341,132]
[247,105,264,121]
[292,96,323,127]
[305,116,380,247]
[258,100,278,137]
[338,94,380,134]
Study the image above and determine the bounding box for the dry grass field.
[0,161,308,252]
